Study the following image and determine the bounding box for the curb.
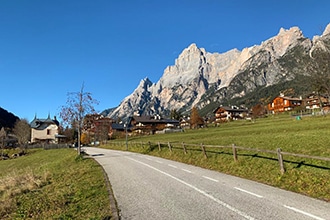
[86,155,120,220]
[100,162,120,220]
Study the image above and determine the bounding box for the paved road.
[84,147,330,220]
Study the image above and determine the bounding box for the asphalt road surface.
[84,147,330,220]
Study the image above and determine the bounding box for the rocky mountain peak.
[261,26,305,57]
[323,23,330,36]
[278,26,303,36]
[160,43,208,89]
[137,77,153,91]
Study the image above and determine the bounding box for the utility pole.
[124,123,128,150]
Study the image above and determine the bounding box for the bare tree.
[0,127,6,156]
[13,119,31,153]
[60,83,98,155]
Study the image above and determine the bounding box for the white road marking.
[155,160,163,164]
[234,187,263,198]
[127,157,254,220]
[168,164,177,168]
[203,176,219,182]
[181,168,192,173]
[283,205,325,220]
[146,157,152,161]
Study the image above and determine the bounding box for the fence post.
[182,142,187,154]
[168,142,172,152]
[158,142,161,151]
[277,148,285,174]
[232,144,238,162]
[201,143,207,159]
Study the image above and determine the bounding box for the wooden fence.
[107,141,330,174]
[27,143,70,150]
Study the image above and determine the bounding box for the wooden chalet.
[128,115,180,134]
[179,117,190,129]
[304,93,329,109]
[213,106,248,123]
[268,95,302,113]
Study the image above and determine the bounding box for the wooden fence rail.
[106,141,330,173]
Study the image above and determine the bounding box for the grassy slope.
[0,149,112,219]
[106,114,330,201]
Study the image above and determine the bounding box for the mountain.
[104,23,330,119]
[0,107,19,129]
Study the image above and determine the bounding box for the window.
[47,129,51,135]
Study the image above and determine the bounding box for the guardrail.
[107,141,330,174]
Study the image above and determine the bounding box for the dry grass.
[0,169,50,218]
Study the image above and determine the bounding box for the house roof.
[213,106,248,113]
[129,116,179,124]
[30,114,59,130]
[272,96,302,101]
[111,123,126,130]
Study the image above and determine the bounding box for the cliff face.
[105,24,330,119]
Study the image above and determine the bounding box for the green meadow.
[105,114,330,202]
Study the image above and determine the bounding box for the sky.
[0,0,329,122]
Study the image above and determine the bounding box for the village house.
[213,106,248,123]
[30,115,60,143]
[82,114,114,143]
[179,117,190,129]
[128,115,180,134]
[267,94,303,113]
[304,93,329,109]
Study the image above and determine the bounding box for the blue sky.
[0,0,329,122]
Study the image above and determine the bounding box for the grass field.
[0,149,112,219]
[104,114,330,202]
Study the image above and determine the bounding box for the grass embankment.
[105,114,330,202]
[0,149,112,219]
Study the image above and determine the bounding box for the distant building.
[267,94,302,113]
[179,117,191,129]
[128,115,180,134]
[213,106,248,123]
[30,114,60,143]
[82,114,114,143]
[304,93,329,109]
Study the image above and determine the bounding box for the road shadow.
[90,153,105,157]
